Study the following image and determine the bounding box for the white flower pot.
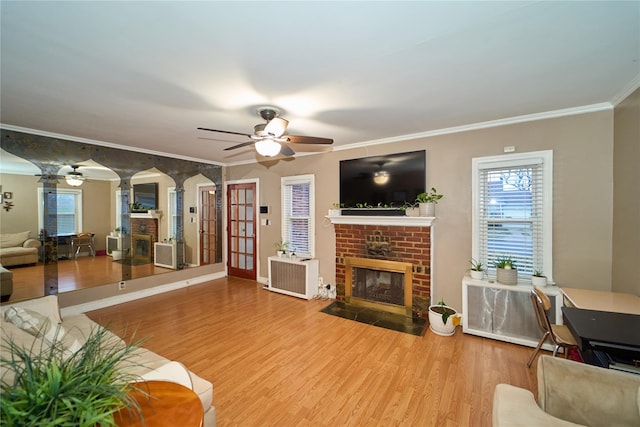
[496,268,518,285]
[428,305,457,336]
[469,270,484,280]
[277,250,285,258]
[328,209,341,216]
[531,276,548,287]
[405,207,420,217]
[419,202,435,217]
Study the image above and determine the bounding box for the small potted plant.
[275,239,289,257]
[415,187,443,217]
[328,203,343,217]
[494,255,517,285]
[402,201,420,217]
[531,270,548,287]
[469,258,485,280]
[428,299,459,336]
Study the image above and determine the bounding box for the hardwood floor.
[87,277,541,427]
[6,255,172,302]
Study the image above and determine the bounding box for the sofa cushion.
[0,231,31,249]
[4,306,62,342]
[0,295,62,324]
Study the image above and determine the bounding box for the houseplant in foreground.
[0,325,145,426]
[428,300,460,336]
[494,255,518,285]
[415,187,443,216]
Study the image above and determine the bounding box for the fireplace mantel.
[326,215,435,227]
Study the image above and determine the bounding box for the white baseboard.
[61,271,227,317]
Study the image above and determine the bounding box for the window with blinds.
[281,174,314,258]
[472,151,553,282]
[38,188,83,235]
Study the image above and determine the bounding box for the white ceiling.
[1,1,639,167]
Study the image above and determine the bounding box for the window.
[38,188,83,235]
[472,151,552,282]
[168,187,178,239]
[281,174,314,258]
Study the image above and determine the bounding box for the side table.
[114,380,203,427]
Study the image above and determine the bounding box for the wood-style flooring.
[5,255,172,302]
[87,277,541,427]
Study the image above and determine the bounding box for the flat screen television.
[133,183,158,210]
[339,150,425,211]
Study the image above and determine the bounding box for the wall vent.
[154,242,177,269]
[268,256,319,300]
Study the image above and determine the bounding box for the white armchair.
[493,355,640,426]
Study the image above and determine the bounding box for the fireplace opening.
[132,234,152,264]
[345,257,413,316]
[353,268,404,306]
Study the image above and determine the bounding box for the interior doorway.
[199,186,217,265]
[226,182,257,280]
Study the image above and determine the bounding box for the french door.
[199,186,217,265]
[226,182,257,280]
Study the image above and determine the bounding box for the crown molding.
[610,73,640,106]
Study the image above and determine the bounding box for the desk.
[114,380,203,427]
[562,287,640,315]
[562,307,640,371]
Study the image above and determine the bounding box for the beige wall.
[228,110,616,311]
[612,87,640,295]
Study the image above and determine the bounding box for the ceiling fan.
[65,165,86,186]
[198,107,333,157]
[34,165,87,186]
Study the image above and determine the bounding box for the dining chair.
[526,287,579,368]
[71,233,95,259]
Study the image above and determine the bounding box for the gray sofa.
[493,355,640,426]
[0,231,41,267]
[0,296,216,426]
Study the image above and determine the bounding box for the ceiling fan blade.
[224,141,256,151]
[280,143,295,157]
[285,135,334,145]
[264,117,289,137]
[197,127,252,138]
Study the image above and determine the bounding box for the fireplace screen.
[352,267,404,306]
[132,234,152,263]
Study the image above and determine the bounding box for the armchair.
[493,355,640,426]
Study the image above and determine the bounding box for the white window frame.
[472,150,553,283]
[38,188,83,234]
[281,174,315,259]
[167,187,178,240]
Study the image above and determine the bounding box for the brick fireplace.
[329,215,434,316]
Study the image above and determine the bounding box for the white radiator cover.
[268,256,319,300]
[154,242,177,269]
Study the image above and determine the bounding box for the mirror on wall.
[0,130,222,302]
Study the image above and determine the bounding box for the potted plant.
[0,326,145,426]
[402,201,420,217]
[328,203,343,216]
[531,270,548,287]
[415,187,443,217]
[469,258,485,280]
[494,255,518,285]
[275,239,289,257]
[428,299,459,336]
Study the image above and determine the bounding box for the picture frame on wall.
[3,192,12,200]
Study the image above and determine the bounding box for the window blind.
[477,159,545,278]
[281,175,314,258]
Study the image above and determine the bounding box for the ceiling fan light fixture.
[65,166,85,186]
[65,174,84,186]
[264,117,289,137]
[373,171,389,185]
[254,139,281,157]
